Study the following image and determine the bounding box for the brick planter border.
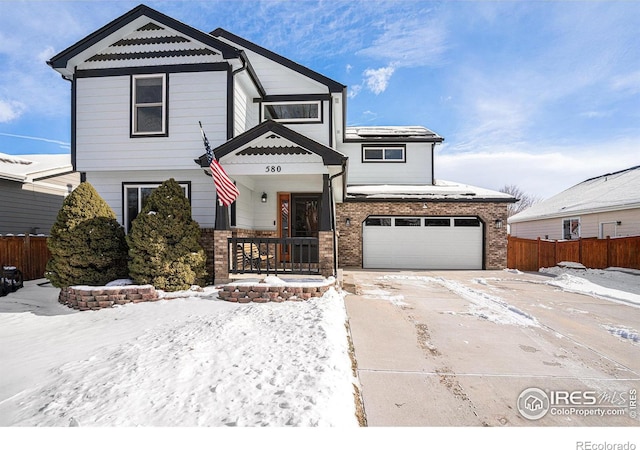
[58,285,159,311]
[218,280,337,303]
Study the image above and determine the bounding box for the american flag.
[200,122,239,206]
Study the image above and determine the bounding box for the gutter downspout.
[328,160,347,277]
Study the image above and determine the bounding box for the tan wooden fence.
[507,235,640,272]
[0,235,50,281]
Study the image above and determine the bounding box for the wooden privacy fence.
[0,235,50,281]
[507,235,640,272]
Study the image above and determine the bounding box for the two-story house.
[47,4,514,282]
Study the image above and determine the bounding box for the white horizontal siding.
[338,142,433,185]
[85,169,217,229]
[244,49,328,95]
[75,71,228,172]
[233,76,259,136]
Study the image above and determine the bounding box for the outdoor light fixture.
[261,192,268,203]
[495,219,503,229]
[617,221,622,226]
[345,218,351,227]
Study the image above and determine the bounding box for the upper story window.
[131,74,167,136]
[262,101,321,123]
[362,145,406,163]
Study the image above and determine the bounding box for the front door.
[278,193,320,263]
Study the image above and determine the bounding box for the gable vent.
[238,146,312,156]
[111,36,190,47]
[86,48,217,62]
[137,22,164,31]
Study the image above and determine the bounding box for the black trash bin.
[1,266,24,295]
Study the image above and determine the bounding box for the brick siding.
[335,201,509,269]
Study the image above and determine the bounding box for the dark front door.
[278,193,320,263]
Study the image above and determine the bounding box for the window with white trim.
[562,217,580,240]
[262,101,321,123]
[362,145,406,162]
[132,74,167,136]
[124,182,189,232]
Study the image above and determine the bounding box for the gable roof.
[47,4,241,78]
[197,121,346,166]
[0,153,74,182]
[211,28,346,93]
[509,165,640,223]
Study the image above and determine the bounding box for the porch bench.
[237,243,275,271]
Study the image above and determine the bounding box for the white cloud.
[435,137,640,200]
[356,15,447,69]
[0,100,26,123]
[612,71,640,95]
[348,84,362,99]
[363,65,396,95]
[345,64,353,74]
[0,132,70,149]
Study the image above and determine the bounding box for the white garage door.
[362,216,483,269]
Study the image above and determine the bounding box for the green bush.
[46,182,128,288]
[126,178,206,291]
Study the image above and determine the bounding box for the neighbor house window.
[262,101,321,123]
[563,217,580,240]
[362,145,406,162]
[123,182,189,232]
[132,74,167,136]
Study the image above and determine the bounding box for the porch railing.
[228,237,320,275]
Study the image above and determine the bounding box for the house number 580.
[265,165,282,173]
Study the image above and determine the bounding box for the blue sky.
[0,0,638,199]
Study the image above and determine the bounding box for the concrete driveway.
[343,270,640,426]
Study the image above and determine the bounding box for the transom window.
[132,74,167,136]
[362,145,406,162]
[123,182,189,232]
[262,101,321,123]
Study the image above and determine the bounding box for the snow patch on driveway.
[381,275,539,327]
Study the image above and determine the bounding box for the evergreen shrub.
[126,178,206,291]
[46,182,128,288]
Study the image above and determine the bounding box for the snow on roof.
[0,153,73,182]
[345,126,443,141]
[509,165,640,223]
[346,180,516,201]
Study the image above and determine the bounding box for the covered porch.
[199,121,346,282]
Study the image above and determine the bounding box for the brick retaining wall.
[217,281,336,303]
[58,285,159,311]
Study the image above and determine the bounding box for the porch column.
[213,230,232,284]
[214,202,229,230]
[319,174,332,232]
[318,231,335,278]
[213,200,231,283]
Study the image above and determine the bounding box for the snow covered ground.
[540,264,640,307]
[0,279,358,428]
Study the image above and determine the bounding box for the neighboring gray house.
[0,153,79,235]
[509,165,640,240]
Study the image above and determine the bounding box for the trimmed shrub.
[126,178,206,291]
[46,182,128,288]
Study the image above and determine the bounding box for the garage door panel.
[363,216,482,270]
